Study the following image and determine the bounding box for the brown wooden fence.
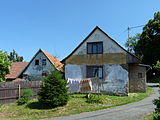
[0,81,42,104]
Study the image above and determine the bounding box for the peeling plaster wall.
[66,64,128,95]
[65,64,85,79]
[101,64,128,95]
[23,52,55,81]
[65,29,129,95]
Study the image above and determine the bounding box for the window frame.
[87,42,103,54]
[35,59,39,65]
[86,65,103,79]
[42,59,46,66]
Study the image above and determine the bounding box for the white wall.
[74,29,126,55]
[24,52,55,80]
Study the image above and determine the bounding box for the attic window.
[35,59,39,65]
[42,59,46,65]
[87,42,103,54]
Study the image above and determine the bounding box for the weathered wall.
[66,53,126,65]
[101,64,128,95]
[74,29,126,55]
[129,64,146,92]
[65,29,129,95]
[23,52,55,80]
[65,64,128,95]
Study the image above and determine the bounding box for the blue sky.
[0,0,159,61]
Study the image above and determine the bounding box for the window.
[87,42,103,54]
[86,66,103,78]
[42,59,46,65]
[138,73,142,78]
[35,59,39,65]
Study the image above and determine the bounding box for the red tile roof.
[13,78,23,82]
[5,62,29,79]
[41,50,63,71]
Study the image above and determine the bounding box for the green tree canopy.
[135,12,160,65]
[125,33,141,54]
[0,50,11,82]
[154,61,160,71]
[8,49,23,62]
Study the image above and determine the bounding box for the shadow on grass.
[26,101,53,110]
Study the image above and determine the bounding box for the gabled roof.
[5,62,29,79]
[41,49,63,71]
[19,49,63,77]
[62,26,141,63]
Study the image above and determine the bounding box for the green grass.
[0,87,152,120]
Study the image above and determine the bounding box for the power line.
[116,25,145,39]
[128,25,145,40]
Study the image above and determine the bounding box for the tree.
[8,49,23,62]
[154,61,160,71]
[0,50,11,82]
[125,33,141,54]
[38,70,68,108]
[135,12,160,66]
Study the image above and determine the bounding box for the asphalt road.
[46,84,159,120]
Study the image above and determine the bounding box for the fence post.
[18,84,21,98]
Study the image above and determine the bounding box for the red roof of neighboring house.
[41,49,63,71]
[13,78,23,82]
[18,49,63,78]
[5,62,29,79]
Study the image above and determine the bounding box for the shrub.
[86,94,103,104]
[153,83,160,120]
[153,113,160,120]
[23,88,33,99]
[16,97,28,105]
[16,89,33,105]
[38,70,69,108]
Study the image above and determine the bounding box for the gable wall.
[23,52,55,80]
[66,29,127,65]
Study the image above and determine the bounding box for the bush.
[23,88,33,99]
[16,89,33,105]
[38,70,69,108]
[86,94,103,104]
[153,83,160,120]
[153,113,160,120]
[16,97,28,105]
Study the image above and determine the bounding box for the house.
[19,49,63,81]
[5,62,28,82]
[62,26,148,95]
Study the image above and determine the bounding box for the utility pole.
[127,25,144,40]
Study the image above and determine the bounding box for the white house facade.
[62,26,146,95]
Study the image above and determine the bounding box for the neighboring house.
[62,26,148,95]
[19,49,63,81]
[5,62,28,82]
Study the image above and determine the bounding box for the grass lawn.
[140,113,160,120]
[0,87,152,120]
